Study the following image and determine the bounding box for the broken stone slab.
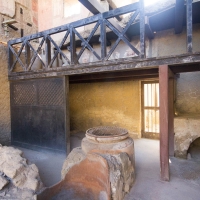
[0,175,9,190]
[0,145,25,179]
[0,145,43,192]
[12,163,41,191]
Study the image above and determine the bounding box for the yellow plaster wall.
[0,0,38,145]
[69,80,141,138]
[0,44,11,145]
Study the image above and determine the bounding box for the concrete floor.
[16,135,200,199]
[16,132,85,187]
[125,139,200,200]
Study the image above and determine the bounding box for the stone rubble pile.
[0,144,44,199]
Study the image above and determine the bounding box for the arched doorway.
[187,137,200,160]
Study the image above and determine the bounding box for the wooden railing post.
[8,44,14,73]
[25,41,31,71]
[45,36,51,69]
[70,26,76,65]
[140,0,145,58]
[186,0,193,53]
[100,18,107,61]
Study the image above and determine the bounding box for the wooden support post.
[70,27,76,65]
[8,45,14,73]
[20,7,24,37]
[186,0,192,53]
[140,0,145,59]
[175,0,184,34]
[45,36,51,68]
[169,71,174,156]
[145,16,154,40]
[100,19,107,60]
[25,41,31,71]
[159,65,174,181]
[64,76,70,155]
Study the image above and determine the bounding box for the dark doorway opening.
[188,137,200,160]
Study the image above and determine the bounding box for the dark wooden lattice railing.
[8,1,145,74]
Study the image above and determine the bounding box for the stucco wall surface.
[0,43,10,145]
[0,0,38,144]
[69,80,141,137]
[174,72,200,158]
[174,117,200,159]
[175,72,200,115]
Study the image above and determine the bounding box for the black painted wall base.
[10,77,68,153]
[12,141,66,154]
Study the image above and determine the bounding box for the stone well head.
[86,126,129,143]
[38,126,135,200]
[82,126,135,167]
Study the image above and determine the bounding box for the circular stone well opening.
[86,126,129,143]
[187,137,200,160]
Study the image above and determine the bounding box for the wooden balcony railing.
[8,1,145,74]
[7,0,194,76]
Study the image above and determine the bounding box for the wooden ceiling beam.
[69,75,158,83]
[78,0,131,40]
[170,64,200,73]
[175,0,185,34]
[145,16,154,39]
[69,68,158,82]
[107,0,122,21]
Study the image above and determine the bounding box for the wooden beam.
[186,0,192,53]
[159,65,170,181]
[70,68,158,82]
[170,64,200,73]
[25,42,31,71]
[79,0,131,40]
[140,0,145,58]
[175,0,184,34]
[70,27,77,65]
[107,0,122,21]
[9,3,139,45]
[70,75,157,83]
[8,24,18,31]
[8,53,200,80]
[100,19,107,60]
[145,16,154,39]
[8,46,14,73]
[169,74,174,157]
[45,36,51,69]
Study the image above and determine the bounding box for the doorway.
[142,81,160,139]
